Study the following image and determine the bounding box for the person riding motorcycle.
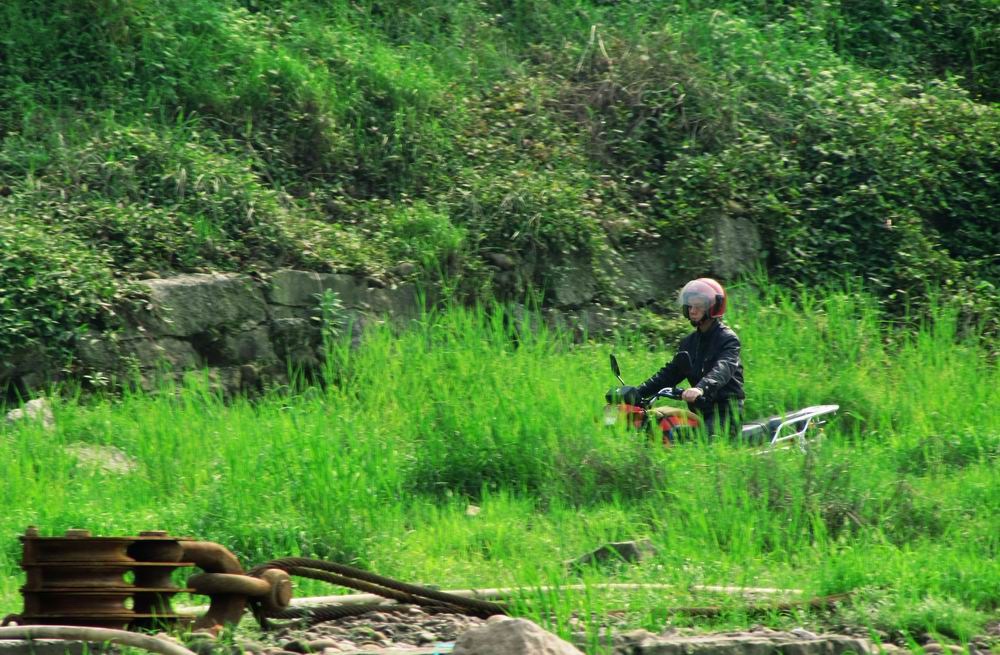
[613,278,745,439]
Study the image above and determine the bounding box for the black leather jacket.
[636,320,745,413]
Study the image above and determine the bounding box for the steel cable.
[265,602,450,622]
[252,602,390,630]
[250,557,506,619]
[282,566,465,611]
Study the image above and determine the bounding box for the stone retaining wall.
[73,270,420,394]
[3,214,763,397]
[66,262,688,396]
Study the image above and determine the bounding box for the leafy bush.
[0,215,123,360]
[565,12,999,329]
[0,120,302,272]
[378,201,465,269]
[680,0,999,100]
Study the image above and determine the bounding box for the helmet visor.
[678,278,725,318]
[680,292,711,311]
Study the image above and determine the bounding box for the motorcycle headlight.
[603,404,620,426]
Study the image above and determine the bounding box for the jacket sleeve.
[695,332,741,400]
[636,347,689,398]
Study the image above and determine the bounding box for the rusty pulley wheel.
[16,528,293,632]
[16,528,506,633]
[18,527,195,630]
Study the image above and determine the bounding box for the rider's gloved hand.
[682,387,704,404]
[606,386,641,404]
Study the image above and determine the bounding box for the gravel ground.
[179,606,999,655]
[2,613,995,655]
[234,606,482,654]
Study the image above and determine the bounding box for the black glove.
[606,385,641,405]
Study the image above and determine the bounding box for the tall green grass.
[1,284,997,645]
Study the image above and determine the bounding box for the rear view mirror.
[610,354,626,386]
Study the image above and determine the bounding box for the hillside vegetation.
[1,0,998,364]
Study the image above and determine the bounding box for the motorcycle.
[603,354,839,450]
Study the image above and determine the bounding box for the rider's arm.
[636,344,691,398]
[695,332,741,400]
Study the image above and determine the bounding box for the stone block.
[138,273,268,337]
[271,318,322,368]
[204,326,278,366]
[77,334,201,375]
[266,269,368,309]
[549,262,597,308]
[364,283,419,317]
[710,213,763,279]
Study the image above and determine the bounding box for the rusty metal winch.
[15,527,292,631]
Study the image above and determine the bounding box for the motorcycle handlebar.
[651,387,709,408]
[606,386,690,405]
[607,355,696,405]
[653,387,685,401]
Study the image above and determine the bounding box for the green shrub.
[0,120,301,272]
[565,11,998,328]
[378,200,465,269]
[679,0,999,100]
[0,215,123,360]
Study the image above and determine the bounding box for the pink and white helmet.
[678,278,727,319]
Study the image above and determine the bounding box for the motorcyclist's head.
[679,278,726,326]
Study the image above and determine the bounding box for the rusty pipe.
[187,574,270,597]
[179,542,243,574]
[178,541,246,630]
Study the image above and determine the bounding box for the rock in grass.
[5,397,55,431]
[65,442,139,475]
[452,616,583,655]
[564,539,658,570]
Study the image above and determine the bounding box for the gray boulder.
[65,443,139,475]
[566,539,659,570]
[194,326,277,367]
[363,284,419,317]
[620,245,686,306]
[612,630,874,655]
[77,334,202,377]
[270,318,322,369]
[5,398,55,432]
[549,262,598,308]
[266,269,368,310]
[453,616,584,655]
